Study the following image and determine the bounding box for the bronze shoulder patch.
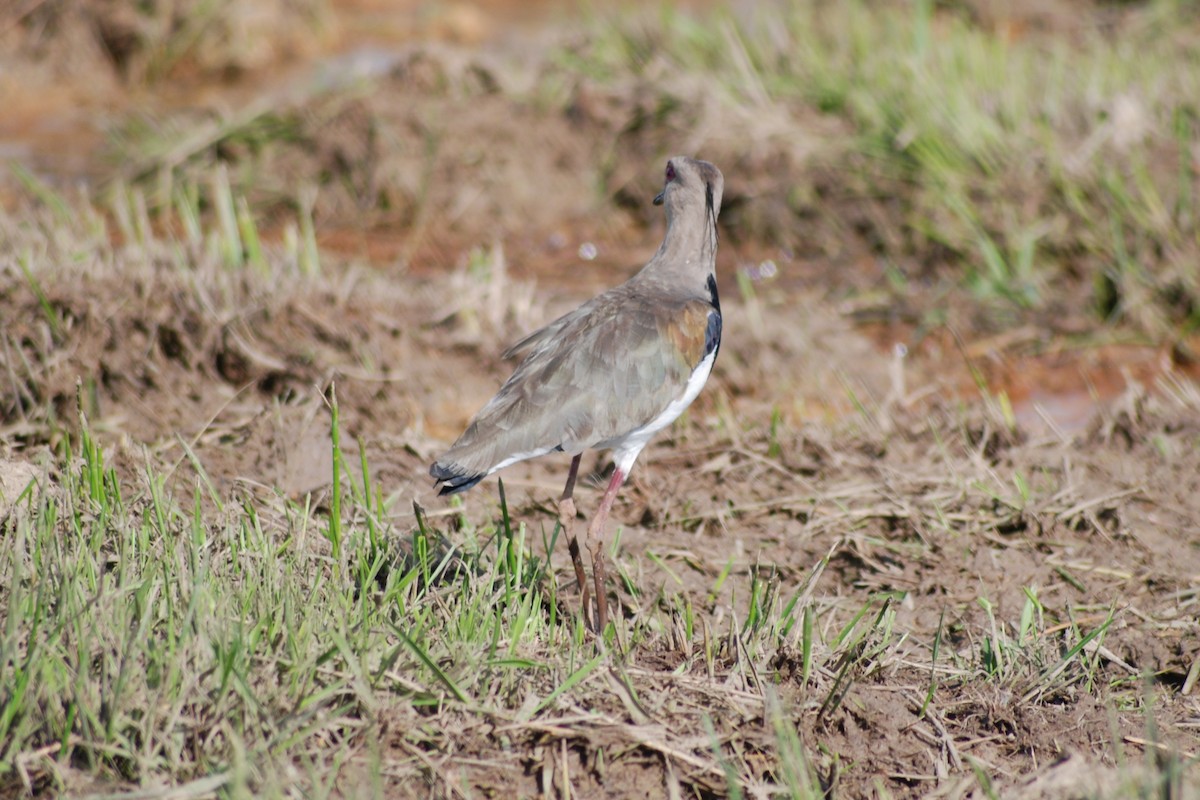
[661,301,718,368]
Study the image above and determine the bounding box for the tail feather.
[429,461,486,496]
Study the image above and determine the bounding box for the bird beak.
[653,191,664,206]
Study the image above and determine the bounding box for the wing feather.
[432,288,719,486]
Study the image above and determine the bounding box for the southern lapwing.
[431,156,724,631]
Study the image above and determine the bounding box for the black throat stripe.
[706,273,720,312]
[705,308,722,359]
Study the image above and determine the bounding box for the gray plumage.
[431,156,724,495]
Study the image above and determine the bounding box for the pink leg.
[558,455,591,626]
[586,467,626,632]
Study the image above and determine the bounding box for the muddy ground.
[2,1,1199,797]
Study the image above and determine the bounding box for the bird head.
[653,156,724,225]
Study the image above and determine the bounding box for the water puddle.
[949,339,1195,436]
[1004,346,1194,435]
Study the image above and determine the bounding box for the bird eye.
[665,162,676,181]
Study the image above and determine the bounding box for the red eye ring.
[665,162,676,181]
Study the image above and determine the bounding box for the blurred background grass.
[5,0,1200,348]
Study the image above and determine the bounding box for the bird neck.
[641,205,719,293]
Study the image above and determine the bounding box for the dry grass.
[4,0,329,84]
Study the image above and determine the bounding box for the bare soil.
[2,1,1199,797]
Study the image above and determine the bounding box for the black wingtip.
[430,462,486,496]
